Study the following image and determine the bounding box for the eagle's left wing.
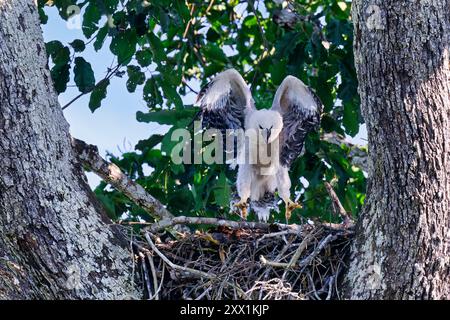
[271,76,322,167]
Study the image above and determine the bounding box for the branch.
[147,216,304,233]
[259,229,316,269]
[324,182,354,226]
[298,234,338,267]
[322,132,368,172]
[146,215,352,234]
[62,64,122,110]
[72,138,173,220]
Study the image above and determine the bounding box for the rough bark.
[344,0,450,299]
[0,0,140,299]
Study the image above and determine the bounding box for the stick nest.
[134,223,353,300]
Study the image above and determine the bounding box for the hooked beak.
[265,129,271,143]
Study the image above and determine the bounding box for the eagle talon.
[285,200,302,221]
[234,200,248,220]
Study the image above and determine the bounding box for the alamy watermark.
[170,121,281,175]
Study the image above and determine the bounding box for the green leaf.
[135,135,164,151]
[95,193,116,220]
[110,30,137,65]
[38,6,48,24]
[69,39,85,52]
[126,65,145,93]
[136,49,152,67]
[270,60,287,85]
[94,24,109,51]
[202,43,227,65]
[136,108,197,125]
[213,172,231,207]
[82,2,102,38]
[74,57,95,93]
[51,64,70,94]
[46,41,70,93]
[159,80,183,109]
[89,79,109,112]
[343,102,359,136]
[46,41,70,66]
[143,78,163,108]
[147,32,166,63]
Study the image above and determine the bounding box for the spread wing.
[272,76,322,167]
[196,69,255,131]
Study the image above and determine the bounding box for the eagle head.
[247,109,283,144]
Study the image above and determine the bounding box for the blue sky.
[42,5,367,187]
[42,7,170,186]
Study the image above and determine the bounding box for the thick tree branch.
[146,215,353,233]
[72,138,174,220]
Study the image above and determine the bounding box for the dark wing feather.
[272,76,322,167]
[196,69,254,161]
[196,69,254,132]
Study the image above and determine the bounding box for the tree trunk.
[0,0,139,299]
[344,0,450,299]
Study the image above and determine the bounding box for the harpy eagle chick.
[196,69,322,222]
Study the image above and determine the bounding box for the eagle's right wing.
[196,69,255,131]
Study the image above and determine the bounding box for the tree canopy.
[39,0,365,225]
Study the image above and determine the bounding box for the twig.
[326,275,334,300]
[182,77,199,94]
[299,234,338,267]
[259,230,316,270]
[285,230,316,268]
[62,64,121,110]
[72,138,173,220]
[256,230,299,246]
[139,252,153,299]
[182,4,196,39]
[149,263,165,300]
[205,0,215,15]
[324,182,354,226]
[146,252,159,300]
[247,0,269,52]
[259,255,290,268]
[195,285,212,300]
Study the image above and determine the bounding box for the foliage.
[40,0,366,224]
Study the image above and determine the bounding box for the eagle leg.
[284,199,302,221]
[234,200,248,220]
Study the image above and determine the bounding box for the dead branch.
[299,233,338,267]
[148,215,354,237]
[72,138,173,220]
[324,182,355,226]
[146,252,159,300]
[147,216,300,233]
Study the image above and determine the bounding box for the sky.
[41,5,367,188]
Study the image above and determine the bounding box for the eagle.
[196,69,322,222]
